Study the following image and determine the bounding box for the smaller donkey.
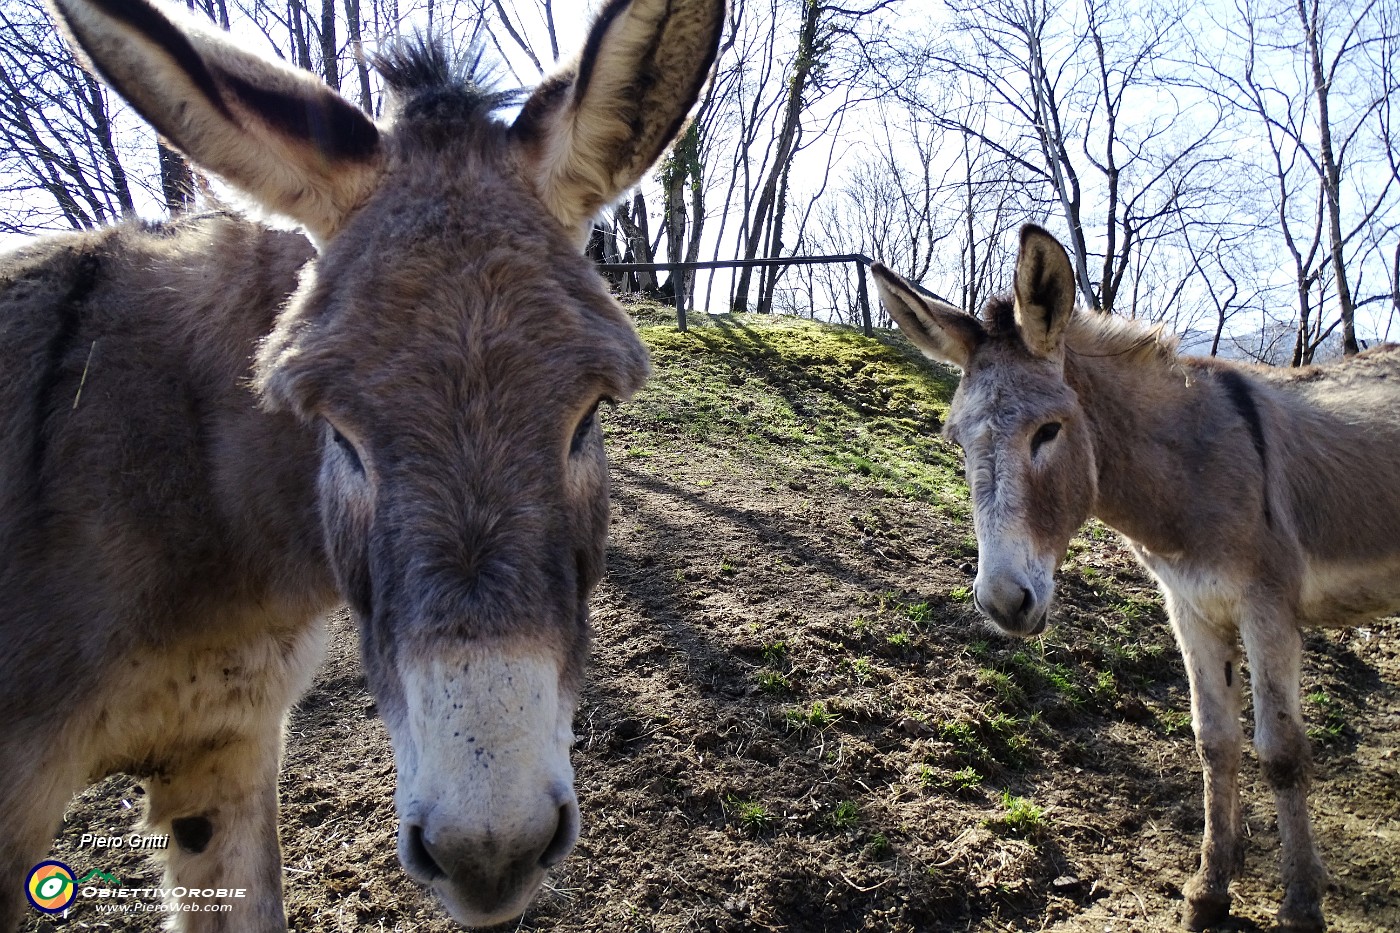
[872,226,1400,932]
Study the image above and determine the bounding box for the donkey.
[872,226,1400,933]
[0,0,722,928]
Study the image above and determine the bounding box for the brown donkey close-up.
[873,226,1400,933]
[0,0,722,929]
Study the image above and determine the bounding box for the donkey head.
[873,226,1097,637]
[47,0,723,924]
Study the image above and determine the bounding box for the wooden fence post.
[675,267,687,332]
[855,261,873,337]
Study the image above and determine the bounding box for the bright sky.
[6,0,1395,353]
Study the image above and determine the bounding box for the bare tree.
[1198,0,1397,362]
[717,0,899,313]
[0,0,154,232]
[872,0,1232,326]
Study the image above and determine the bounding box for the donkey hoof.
[1276,901,1324,933]
[1183,889,1231,930]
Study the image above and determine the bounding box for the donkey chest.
[1129,543,1247,625]
[82,607,328,781]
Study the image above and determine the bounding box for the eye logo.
[26,860,77,913]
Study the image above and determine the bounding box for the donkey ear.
[47,0,382,243]
[871,264,983,370]
[1012,225,1077,359]
[511,0,724,245]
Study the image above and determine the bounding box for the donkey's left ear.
[1013,225,1077,359]
[511,0,724,246]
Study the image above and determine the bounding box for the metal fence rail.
[597,254,954,336]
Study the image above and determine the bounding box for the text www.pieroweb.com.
[83,886,245,913]
[93,900,233,914]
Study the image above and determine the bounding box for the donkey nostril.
[539,802,578,869]
[403,823,445,881]
[1018,587,1035,617]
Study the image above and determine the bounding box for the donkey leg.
[1240,618,1325,933]
[143,726,287,933]
[0,753,81,932]
[1168,598,1245,930]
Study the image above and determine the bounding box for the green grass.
[903,600,936,625]
[612,309,966,506]
[948,766,982,792]
[785,700,838,731]
[920,765,983,795]
[1157,708,1193,736]
[726,796,776,834]
[864,833,891,859]
[828,800,860,831]
[1306,689,1350,745]
[761,640,789,665]
[984,790,1047,837]
[978,668,1027,708]
[757,671,792,695]
[848,657,874,684]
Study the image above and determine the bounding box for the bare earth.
[23,313,1400,933]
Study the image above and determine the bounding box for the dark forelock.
[981,294,1018,338]
[373,36,525,122]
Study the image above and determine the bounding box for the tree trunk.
[344,0,374,111]
[321,0,340,88]
[615,193,658,293]
[684,175,706,306]
[733,0,822,313]
[665,166,687,305]
[158,140,196,214]
[289,0,314,72]
[1297,0,1358,354]
[757,131,797,316]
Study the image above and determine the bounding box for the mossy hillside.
[605,302,968,515]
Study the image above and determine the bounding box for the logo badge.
[26,860,77,914]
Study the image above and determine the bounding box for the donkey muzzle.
[974,570,1050,637]
[398,786,578,926]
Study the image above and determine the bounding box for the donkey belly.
[1299,555,1400,629]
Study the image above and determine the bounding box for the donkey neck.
[1061,322,1212,557]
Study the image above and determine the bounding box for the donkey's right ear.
[871,264,982,370]
[511,0,725,247]
[47,0,382,244]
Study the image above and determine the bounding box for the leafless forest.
[1,0,1396,359]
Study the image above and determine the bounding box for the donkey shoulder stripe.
[1213,366,1272,527]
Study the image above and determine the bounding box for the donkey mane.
[1065,310,1178,366]
[981,293,1179,368]
[373,37,523,125]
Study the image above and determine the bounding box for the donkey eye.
[1031,421,1062,456]
[329,425,365,473]
[570,399,608,456]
